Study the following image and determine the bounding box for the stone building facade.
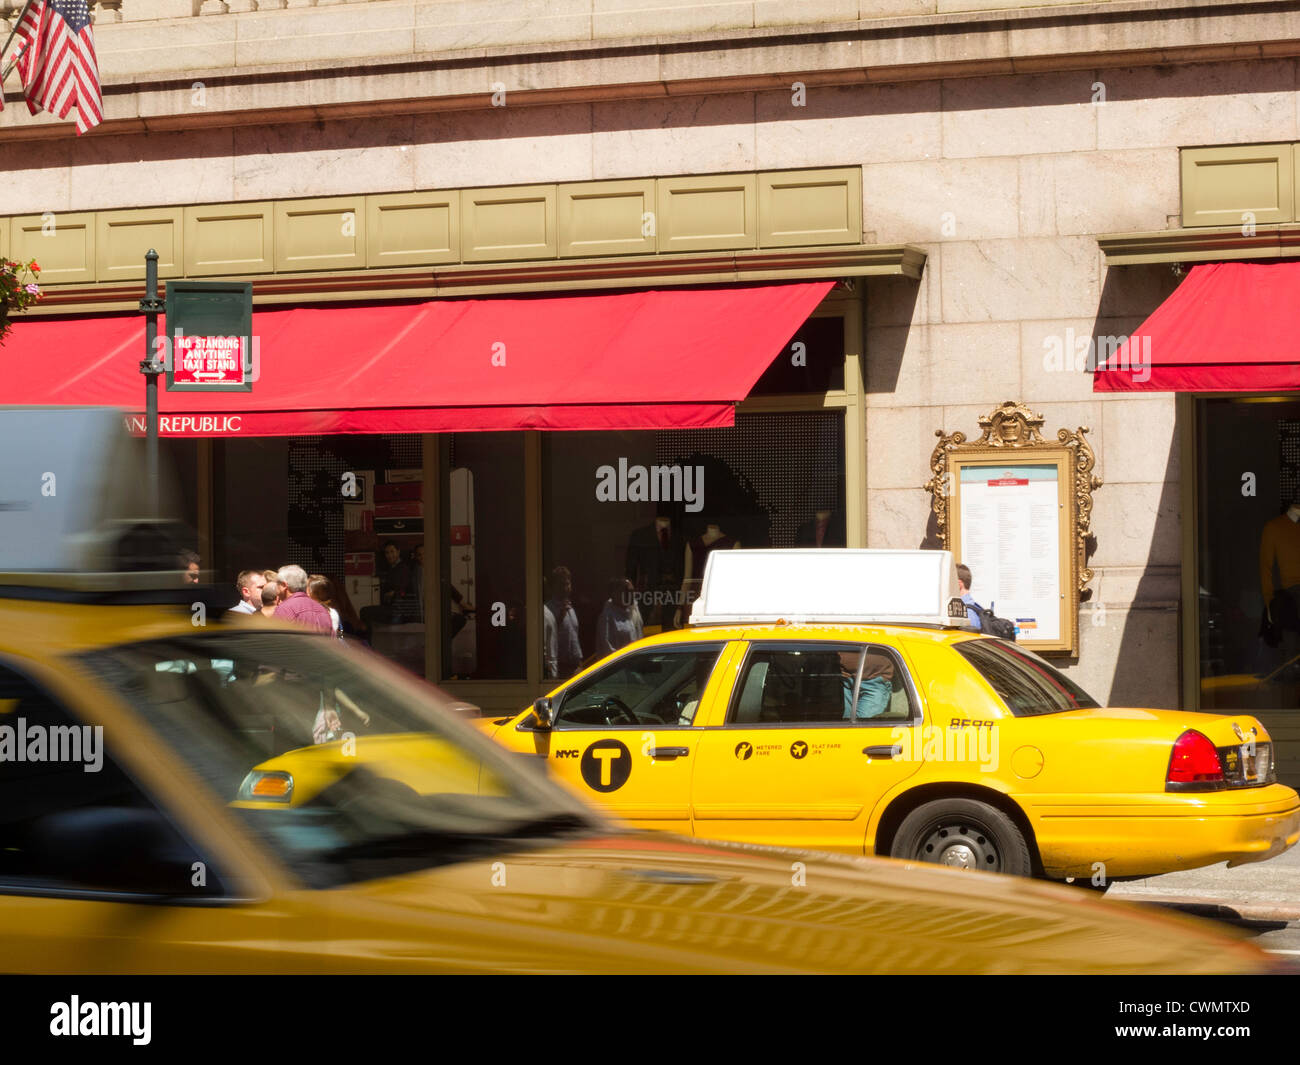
[4,1,1298,775]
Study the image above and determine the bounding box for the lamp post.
[139,249,164,517]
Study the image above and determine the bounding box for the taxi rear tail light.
[1165,730,1225,791]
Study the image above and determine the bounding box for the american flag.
[12,0,103,135]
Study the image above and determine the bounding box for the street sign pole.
[139,249,164,517]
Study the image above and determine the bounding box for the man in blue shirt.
[957,563,984,633]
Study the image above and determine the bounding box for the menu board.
[958,463,1062,643]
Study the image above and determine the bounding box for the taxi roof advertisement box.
[165,281,254,393]
[689,548,974,628]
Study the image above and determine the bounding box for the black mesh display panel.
[1282,419,1300,508]
[286,435,423,576]
[653,410,845,548]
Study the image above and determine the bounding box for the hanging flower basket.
[0,259,42,344]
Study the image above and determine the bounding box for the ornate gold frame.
[924,401,1101,656]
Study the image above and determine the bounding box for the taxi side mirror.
[532,696,553,730]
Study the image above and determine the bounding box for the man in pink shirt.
[273,564,333,634]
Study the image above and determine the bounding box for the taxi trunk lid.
[1054,706,1275,788]
[1068,707,1271,748]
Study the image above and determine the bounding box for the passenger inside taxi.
[732,645,908,724]
[839,649,895,720]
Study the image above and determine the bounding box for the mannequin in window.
[1261,495,1300,657]
[674,522,740,627]
[625,507,683,631]
[796,508,846,548]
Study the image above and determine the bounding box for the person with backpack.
[956,564,983,632]
[956,563,1017,640]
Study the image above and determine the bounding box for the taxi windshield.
[79,632,600,888]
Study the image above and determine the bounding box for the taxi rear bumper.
[1019,784,1300,879]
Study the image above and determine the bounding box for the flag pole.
[0,0,34,77]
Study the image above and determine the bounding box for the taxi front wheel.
[890,799,1033,877]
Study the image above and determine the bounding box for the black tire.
[890,798,1033,877]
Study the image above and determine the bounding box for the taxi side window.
[0,664,224,899]
[553,644,725,728]
[728,643,913,725]
[952,639,1099,716]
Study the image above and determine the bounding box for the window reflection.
[1198,397,1300,713]
[441,433,526,680]
[542,411,846,677]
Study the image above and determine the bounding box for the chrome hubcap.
[919,822,1000,872]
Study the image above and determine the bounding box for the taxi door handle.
[863,745,901,759]
[650,747,690,759]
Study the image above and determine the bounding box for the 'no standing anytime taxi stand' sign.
[164,281,254,392]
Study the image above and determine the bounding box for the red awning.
[5,282,833,436]
[1093,261,1300,393]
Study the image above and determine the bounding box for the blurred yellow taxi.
[477,550,1300,885]
[0,596,1287,975]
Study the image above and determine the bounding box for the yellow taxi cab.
[0,408,1285,975]
[3,595,1292,975]
[477,549,1300,885]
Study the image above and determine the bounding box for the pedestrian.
[273,564,333,634]
[596,577,642,656]
[360,541,417,636]
[259,583,280,618]
[545,565,583,678]
[543,602,558,679]
[228,569,266,615]
[262,569,283,605]
[956,563,984,633]
[308,574,344,639]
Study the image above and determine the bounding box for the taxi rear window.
[953,639,1100,716]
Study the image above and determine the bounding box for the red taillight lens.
[1166,729,1224,789]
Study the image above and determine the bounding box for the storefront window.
[161,437,200,566]
[440,434,527,681]
[214,434,426,675]
[214,438,292,580]
[541,411,846,680]
[1197,396,1300,712]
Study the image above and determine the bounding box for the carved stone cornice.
[10,0,1300,139]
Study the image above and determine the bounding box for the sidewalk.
[1109,844,1300,921]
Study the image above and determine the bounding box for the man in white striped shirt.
[228,569,267,615]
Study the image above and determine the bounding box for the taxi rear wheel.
[890,799,1033,877]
